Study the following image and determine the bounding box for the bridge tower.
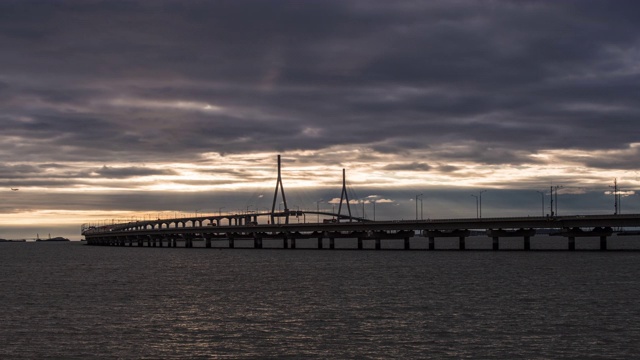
[271,155,289,224]
[337,169,352,222]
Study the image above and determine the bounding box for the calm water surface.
[1,242,640,359]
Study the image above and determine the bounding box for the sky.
[1,0,640,240]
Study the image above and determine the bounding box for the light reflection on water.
[1,242,640,358]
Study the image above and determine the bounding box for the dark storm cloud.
[94,165,177,179]
[0,163,89,180]
[382,162,432,172]
[1,0,639,167]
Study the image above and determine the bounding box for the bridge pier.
[291,237,296,249]
[524,236,531,250]
[459,236,466,250]
[568,236,576,251]
[404,237,410,250]
[329,237,335,249]
[205,237,211,248]
[600,235,607,251]
[283,235,289,249]
[492,236,499,251]
[317,236,323,249]
[229,236,235,249]
[375,237,381,250]
[428,237,435,250]
[357,236,363,250]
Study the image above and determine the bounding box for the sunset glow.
[2,1,639,239]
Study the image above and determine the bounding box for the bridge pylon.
[270,155,289,224]
[337,168,352,222]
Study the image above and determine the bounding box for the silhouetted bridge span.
[83,213,640,251]
[81,155,640,251]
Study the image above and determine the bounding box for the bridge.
[82,212,640,251]
[82,155,640,251]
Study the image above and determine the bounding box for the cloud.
[2,1,640,238]
[382,162,432,171]
[1,0,639,167]
[93,165,178,179]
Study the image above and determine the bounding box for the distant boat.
[11,188,19,191]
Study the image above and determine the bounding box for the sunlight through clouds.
[109,98,223,113]
[2,1,640,239]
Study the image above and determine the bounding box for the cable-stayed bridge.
[82,156,640,251]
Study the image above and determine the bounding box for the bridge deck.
[82,213,640,251]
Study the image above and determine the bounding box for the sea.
[1,240,640,359]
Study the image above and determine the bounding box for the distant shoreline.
[0,237,72,242]
[36,237,71,242]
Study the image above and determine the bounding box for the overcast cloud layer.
[1,0,640,239]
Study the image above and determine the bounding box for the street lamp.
[372,199,377,221]
[550,185,563,216]
[415,194,423,220]
[479,190,487,218]
[610,178,621,215]
[471,194,479,218]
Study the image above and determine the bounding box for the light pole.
[610,178,621,215]
[218,207,225,216]
[415,194,423,220]
[372,199,377,221]
[535,190,545,216]
[479,190,487,218]
[550,185,563,216]
[471,194,479,218]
